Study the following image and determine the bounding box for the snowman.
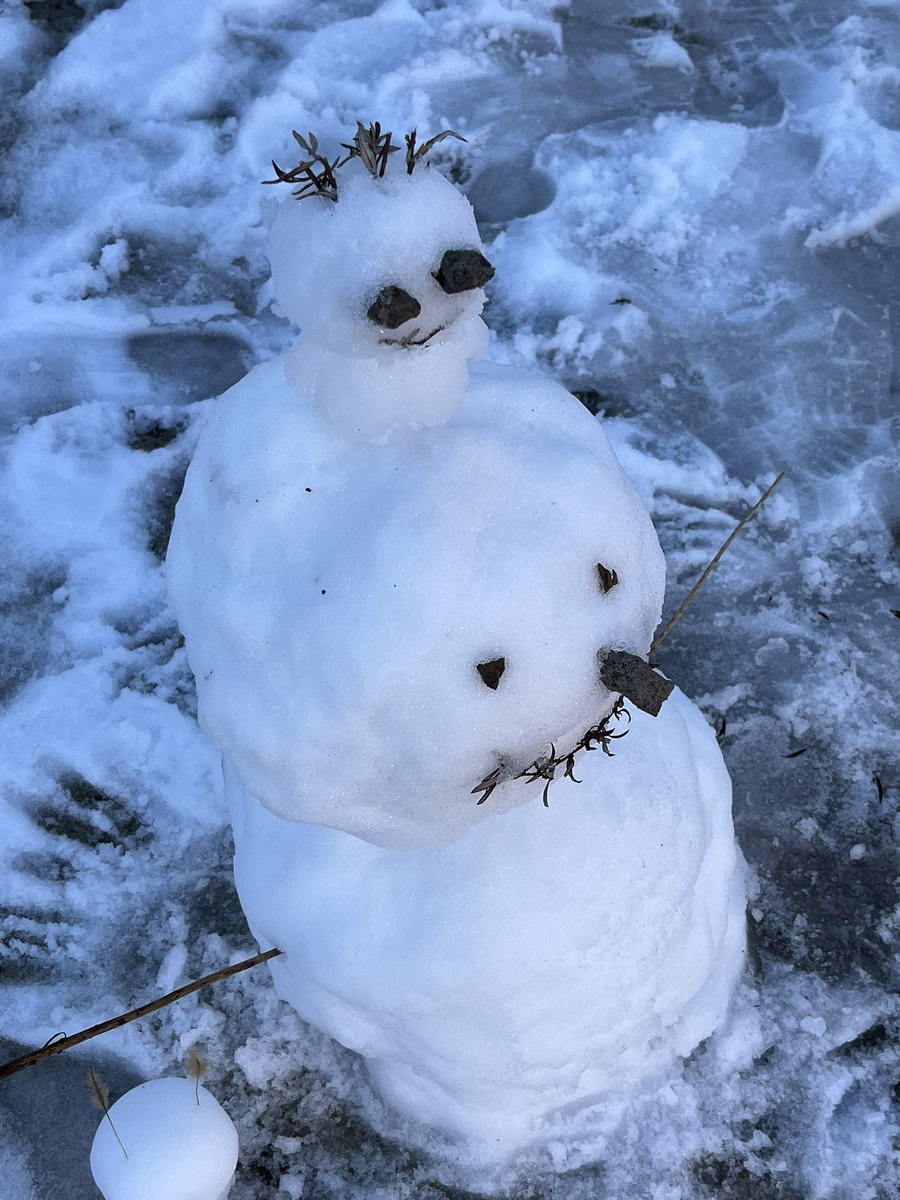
[166,123,745,1153]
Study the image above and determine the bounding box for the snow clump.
[227,687,746,1151]
[167,355,665,849]
[270,164,491,442]
[89,1077,239,1200]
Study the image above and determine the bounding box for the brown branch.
[0,947,282,1083]
[651,472,785,654]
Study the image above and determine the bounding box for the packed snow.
[228,688,745,1150]
[167,349,666,847]
[90,1077,238,1200]
[0,1,898,1198]
[168,144,740,1144]
[270,165,491,441]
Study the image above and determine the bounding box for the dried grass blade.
[88,1070,128,1159]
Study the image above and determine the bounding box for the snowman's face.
[269,167,492,359]
[168,357,668,849]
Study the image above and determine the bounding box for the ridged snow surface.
[5,2,895,1195]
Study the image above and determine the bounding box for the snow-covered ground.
[0,0,897,1196]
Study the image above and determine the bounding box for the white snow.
[90,1077,238,1200]
[632,33,695,74]
[167,352,666,848]
[228,687,745,1151]
[805,185,900,247]
[168,158,667,850]
[270,166,490,441]
[1,1,898,1197]
[165,143,743,1149]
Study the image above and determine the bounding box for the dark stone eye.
[476,657,506,690]
[433,249,495,294]
[367,285,421,329]
[597,563,619,593]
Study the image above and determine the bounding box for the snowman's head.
[269,161,492,363]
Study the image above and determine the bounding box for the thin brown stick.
[0,947,282,1082]
[651,472,785,654]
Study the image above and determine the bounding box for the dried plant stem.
[651,472,785,654]
[0,947,282,1082]
[88,1069,128,1159]
[185,1047,207,1106]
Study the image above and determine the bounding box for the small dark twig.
[0,947,282,1082]
[472,766,502,805]
[405,128,467,174]
[264,121,468,202]
[342,121,400,178]
[379,324,445,348]
[472,697,631,808]
[263,129,351,201]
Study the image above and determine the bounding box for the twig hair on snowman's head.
[263,121,467,202]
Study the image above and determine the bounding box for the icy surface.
[90,1077,238,1200]
[0,1,898,1198]
[227,687,745,1151]
[168,354,665,847]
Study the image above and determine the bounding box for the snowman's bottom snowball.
[89,1078,238,1200]
[227,689,745,1152]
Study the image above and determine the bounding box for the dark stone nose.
[433,249,495,294]
[367,285,421,329]
[598,649,674,717]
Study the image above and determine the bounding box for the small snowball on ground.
[90,1078,238,1200]
[800,1016,827,1037]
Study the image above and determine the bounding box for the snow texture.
[168,144,737,1145]
[167,349,665,848]
[0,1,898,1198]
[90,1077,238,1200]
[227,687,745,1151]
[271,166,490,440]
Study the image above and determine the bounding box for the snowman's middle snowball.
[167,356,666,850]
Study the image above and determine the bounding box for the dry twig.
[651,472,785,653]
[185,1047,207,1105]
[264,121,468,200]
[263,129,350,201]
[404,128,467,174]
[473,697,631,807]
[0,947,282,1082]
